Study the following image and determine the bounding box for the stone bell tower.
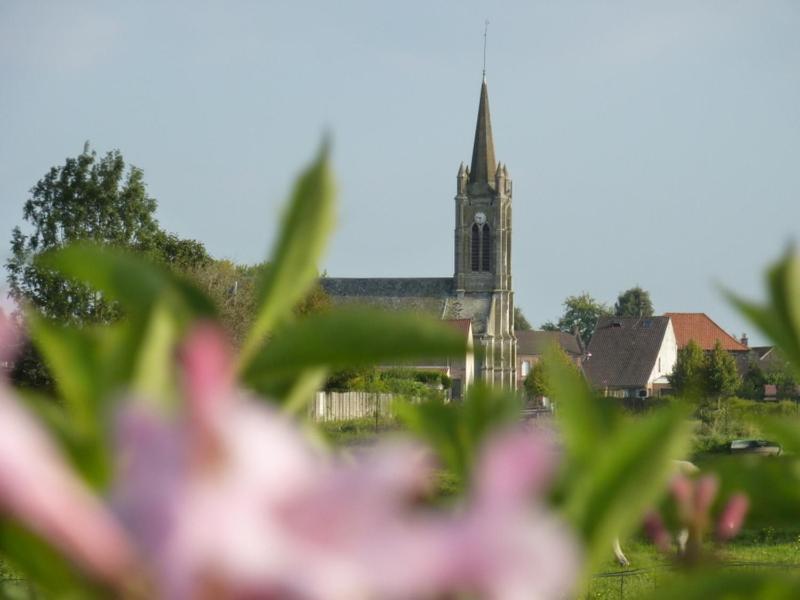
[453,77,516,388]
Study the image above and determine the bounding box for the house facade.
[515,330,583,390]
[583,316,678,398]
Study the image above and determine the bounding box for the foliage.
[614,285,654,317]
[5,144,209,326]
[706,340,742,400]
[188,259,330,345]
[523,345,580,398]
[543,292,611,344]
[671,340,742,402]
[513,306,532,330]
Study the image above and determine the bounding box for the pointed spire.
[457,162,465,177]
[469,79,497,186]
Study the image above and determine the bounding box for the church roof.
[469,79,497,186]
[320,277,453,318]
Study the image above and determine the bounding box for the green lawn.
[586,529,800,599]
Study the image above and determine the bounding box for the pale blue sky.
[2,1,799,343]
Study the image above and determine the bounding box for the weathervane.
[482,19,489,80]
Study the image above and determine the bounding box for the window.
[481,224,492,271]
[471,223,480,271]
[521,360,531,377]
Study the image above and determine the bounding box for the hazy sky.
[2,1,799,343]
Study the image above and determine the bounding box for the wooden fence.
[308,392,396,422]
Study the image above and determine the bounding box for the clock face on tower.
[474,212,486,225]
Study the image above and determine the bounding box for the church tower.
[453,78,516,388]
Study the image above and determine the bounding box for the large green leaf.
[395,384,520,488]
[239,143,335,369]
[39,243,216,323]
[547,344,618,466]
[725,250,800,379]
[564,404,691,578]
[242,308,467,391]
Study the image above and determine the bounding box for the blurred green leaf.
[0,522,97,598]
[283,368,329,415]
[243,308,467,392]
[39,243,216,323]
[396,384,519,488]
[646,569,799,600]
[725,250,800,379]
[130,300,180,402]
[239,142,335,369]
[547,344,619,467]
[564,404,691,578]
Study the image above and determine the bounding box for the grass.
[318,416,402,446]
[586,528,800,598]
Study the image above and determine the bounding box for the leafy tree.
[514,306,532,331]
[5,144,209,325]
[669,340,707,397]
[190,259,330,346]
[739,359,767,399]
[705,340,742,400]
[523,346,581,399]
[543,293,611,344]
[614,286,654,317]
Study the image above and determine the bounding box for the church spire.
[469,79,497,186]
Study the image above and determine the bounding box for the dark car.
[729,439,782,456]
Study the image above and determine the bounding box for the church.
[321,78,517,389]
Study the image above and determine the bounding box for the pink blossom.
[0,321,581,599]
[0,381,135,585]
[717,493,749,541]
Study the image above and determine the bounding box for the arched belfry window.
[481,224,492,272]
[471,223,481,271]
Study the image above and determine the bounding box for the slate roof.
[469,79,496,186]
[320,278,453,319]
[583,316,670,388]
[516,330,582,357]
[664,313,748,352]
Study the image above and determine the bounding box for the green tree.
[514,306,532,331]
[669,340,707,397]
[543,293,611,344]
[190,259,330,346]
[704,340,741,401]
[6,144,209,324]
[739,359,767,399]
[614,286,654,317]
[523,346,581,399]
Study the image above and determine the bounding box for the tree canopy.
[614,286,654,317]
[514,306,532,331]
[705,340,742,399]
[669,340,707,397]
[5,145,209,324]
[541,293,611,345]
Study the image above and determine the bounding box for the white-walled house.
[583,316,678,398]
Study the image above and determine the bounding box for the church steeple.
[469,78,497,186]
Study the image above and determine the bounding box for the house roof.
[664,312,748,352]
[515,330,582,357]
[583,316,671,389]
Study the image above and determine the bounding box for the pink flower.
[0,321,582,599]
[0,354,135,585]
[717,494,749,541]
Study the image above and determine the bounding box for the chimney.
[741,333,749,347]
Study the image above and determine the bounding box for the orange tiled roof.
[664,312,748,351]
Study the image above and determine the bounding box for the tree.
[514,307,532,331]
[705,340,741,401]
[614,286,654,318]
[189,259,330,346]
[6,144,209,324]
[542,293,611,345]
[523,345,582,399]
[669,340,707,397]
